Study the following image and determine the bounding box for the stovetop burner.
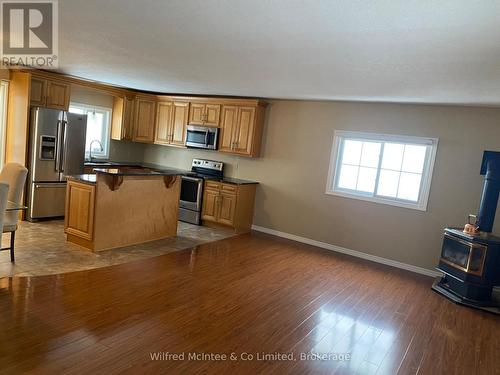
[187,158,224,179]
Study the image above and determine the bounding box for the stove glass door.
[441,234,487,276]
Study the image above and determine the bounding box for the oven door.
[185,125,218,150]
[180,176,203,211]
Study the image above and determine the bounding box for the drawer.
[205,180,221,190]
[221,183,237,193]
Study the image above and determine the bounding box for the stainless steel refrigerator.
[26,107,87,221]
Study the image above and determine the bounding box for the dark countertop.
[66,174,97,184]
[92,166,183,177]
[84,161,258,184]
[205,176,258,185]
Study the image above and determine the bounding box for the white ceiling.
[59,0,500,105]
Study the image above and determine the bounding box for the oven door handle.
[181,176,204,182]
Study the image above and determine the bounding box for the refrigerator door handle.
[55,120,63,172]
[60,120,67,173]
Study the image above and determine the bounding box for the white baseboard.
[251,225,442,278]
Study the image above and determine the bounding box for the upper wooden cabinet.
[155,101,189,147]
[111,95,135,141]
[133,96,156,143]
[219,105,265,157]
[30,77,71,110]
[188,102,220,127]
[30,78,46,107]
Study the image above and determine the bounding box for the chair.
[0,182,8,259]
[0,163,28,262]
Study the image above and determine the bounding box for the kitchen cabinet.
[65,180,95,241]
[219,105,264,157]
[201,187,219,222]
[30,77,71,110]
[30,77,46,107]
[188,102,220,127]
[201,181,257,232]
[111,94,135,141]
[133,95,156,143]
[154,101,189,146]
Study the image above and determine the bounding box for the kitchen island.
[65,167,181,251]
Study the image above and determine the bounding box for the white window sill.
[325,189,428,211]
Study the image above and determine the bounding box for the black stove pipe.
[477,151,500,233]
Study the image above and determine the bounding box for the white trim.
[326,130,439,212]
[251,224,442,278]
[0,81,8,169]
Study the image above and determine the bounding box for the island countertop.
[66,174,97,184]
[92,166,185,176]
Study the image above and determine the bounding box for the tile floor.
[0,220,236,277]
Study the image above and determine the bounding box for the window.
[326,131,438,211]
[69,102,111,159]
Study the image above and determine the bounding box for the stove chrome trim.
[179,175,204,211]
[441,233,488,277]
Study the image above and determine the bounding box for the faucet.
[89,139,104,161]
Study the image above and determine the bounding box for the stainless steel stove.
[178,159,223,225]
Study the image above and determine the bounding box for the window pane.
[377,169,399,197]
[342,140,362,165]
[381,143,404,170]
[69,106,85,115]
[402,145,427,173]
[357,167,377,193]
[397,172,422,201]
[360,142,381,168]
[338,164,358,190]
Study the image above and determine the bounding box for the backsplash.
[141,143,245,177]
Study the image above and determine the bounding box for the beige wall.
[138,100,500,271]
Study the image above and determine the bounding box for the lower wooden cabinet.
[64,181,95,241]
[201,181,257,232]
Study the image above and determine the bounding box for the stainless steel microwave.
[185,125,218,150]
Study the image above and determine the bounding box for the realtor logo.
[1,0,58,68]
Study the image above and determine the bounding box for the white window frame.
[69,102,111,159]
[326,130,438,211]
[0,81,8,169]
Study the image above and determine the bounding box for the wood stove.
[433,151,500,313]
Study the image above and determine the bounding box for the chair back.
[0,182,8,233]
[0,163,28,226]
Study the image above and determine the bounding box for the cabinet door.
[30,78,47,107]
[219,106,239,153]
[204,104,220,127]
[122,97,135,140]
[155,101,173,144]
[189,103,205,125]
[46,80,71,110]
[133,98,156,143]
[233,106,256,156]
[65,182,95,241]
[111,96,135,141]
[201,188,219,222]
[218,192,237,227]
[170,101,189,146]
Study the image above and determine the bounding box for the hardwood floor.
[0,232,498,374]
